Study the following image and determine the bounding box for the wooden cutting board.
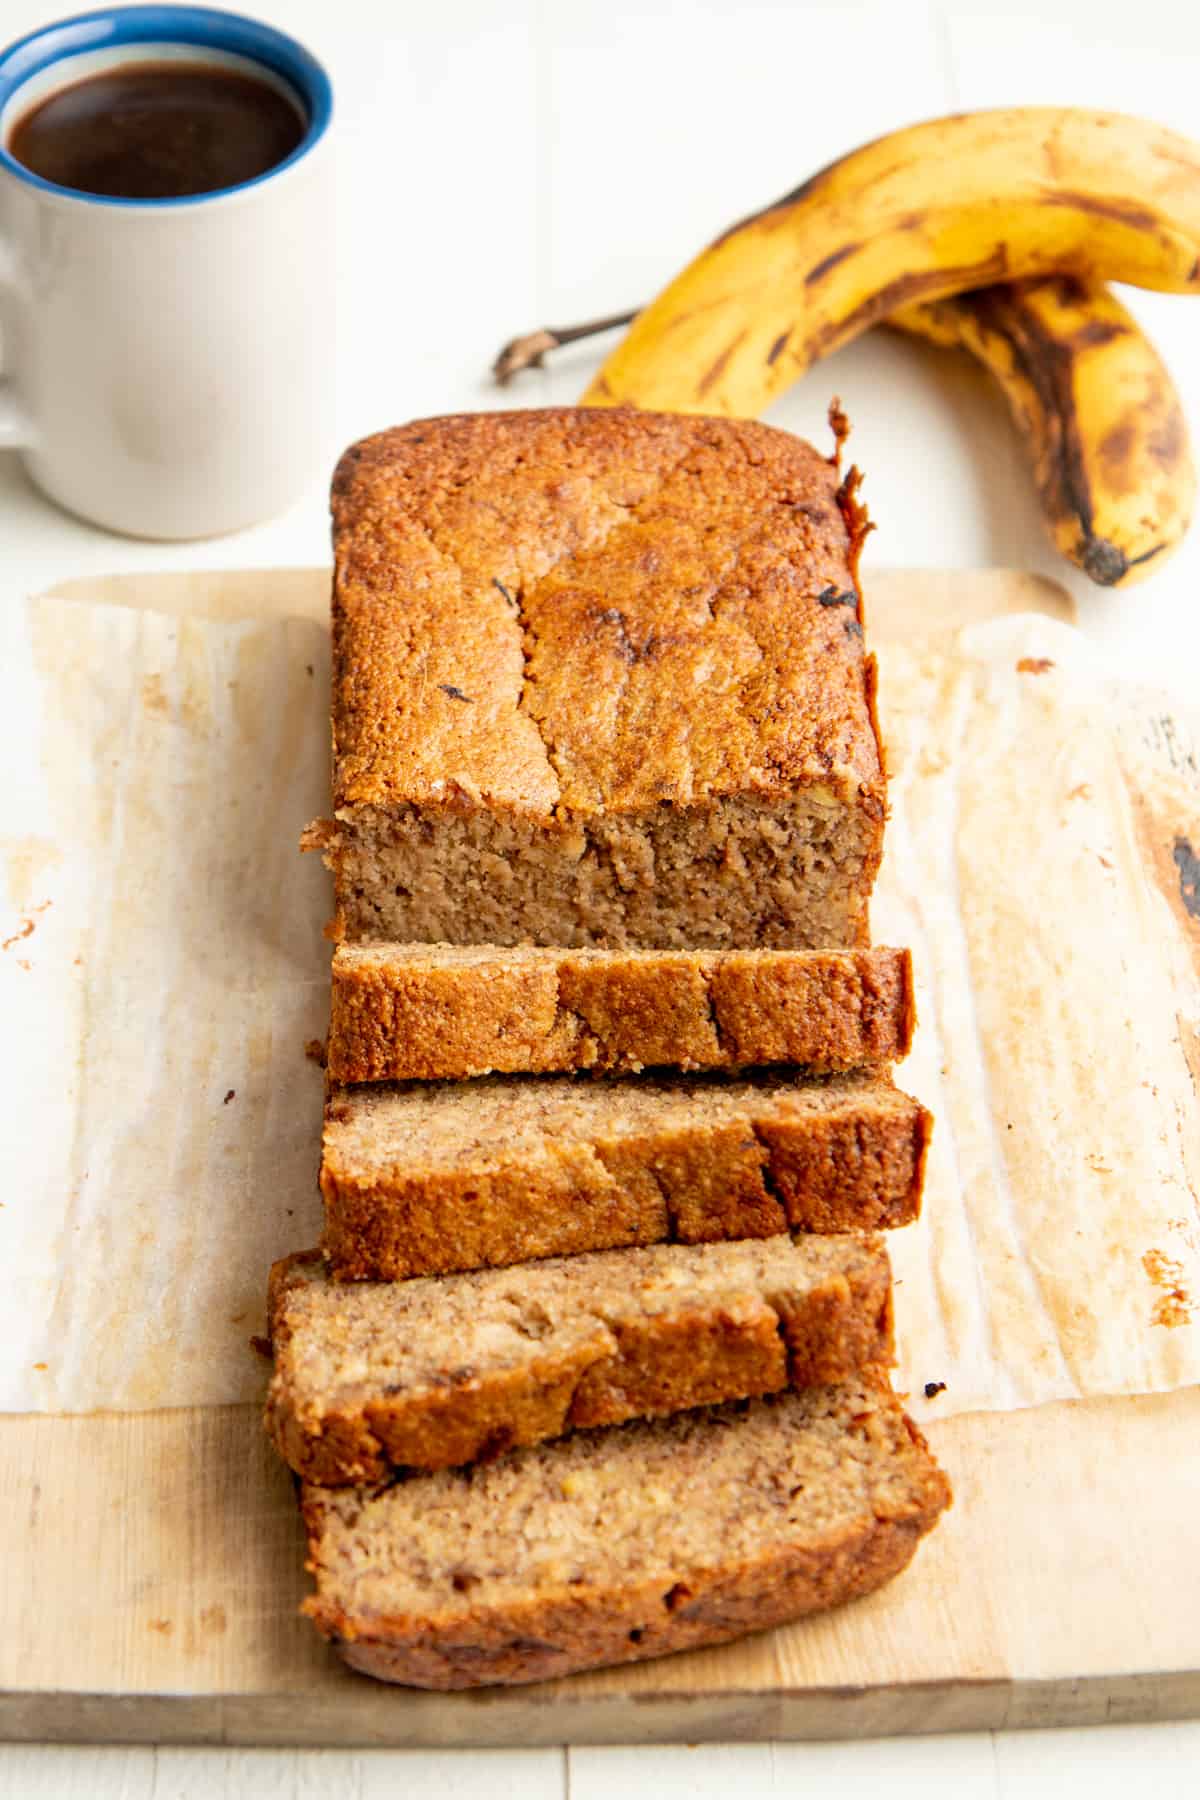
[2,566,1198,1748]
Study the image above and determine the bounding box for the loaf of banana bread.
[267,1235,893,1483]
[301,1380,951,1688]
[323,408,883,949]
[327,942,914,1082]
[320,1070,930,1281]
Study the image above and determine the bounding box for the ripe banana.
[581,108,1200,417]
[893,278,1195,586]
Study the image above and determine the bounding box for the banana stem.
[492,310,638,385]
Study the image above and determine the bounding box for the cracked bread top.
[330,407,883,824]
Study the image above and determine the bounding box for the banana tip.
[1079,537,1130,586]
[1078,534,1175,587]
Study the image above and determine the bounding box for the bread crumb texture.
[301,1380,950,1688]
[319,1070,931,1280]
[266,1235,894,1481]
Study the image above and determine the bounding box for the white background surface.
[1,0,1199,1790]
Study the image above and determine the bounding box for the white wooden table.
[2,0,1198,1790]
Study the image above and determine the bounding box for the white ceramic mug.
[0,5,334,539]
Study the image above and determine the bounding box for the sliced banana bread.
[327,942,914,1083]
[301,1379,951,1689]
[320,1071,930,1281]
[323,408,884,950]
[267,1235,893,1483]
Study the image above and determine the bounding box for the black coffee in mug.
[9,61,305,199]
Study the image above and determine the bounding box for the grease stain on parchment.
[3,838,61,911]
[1143,1248,1194,1328]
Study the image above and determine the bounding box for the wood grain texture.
[2,1394,1199,1744]
[6,565,1196,1747]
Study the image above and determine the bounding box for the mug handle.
[0,239,33,448]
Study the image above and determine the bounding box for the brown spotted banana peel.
[894,278,1195,586]
[494,277,1195,587]
[580,108,1200,419]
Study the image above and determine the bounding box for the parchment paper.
[878,614,1200,1422]
[1,598,328,1410]
[1,596,1197,1417]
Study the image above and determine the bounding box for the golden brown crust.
[331,408,884,819]
[265,1239,894,1483]
[319,1076,931,1282]
[326,945,915,1083]
[272,1341,602,1487]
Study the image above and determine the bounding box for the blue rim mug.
[0,6,334,538]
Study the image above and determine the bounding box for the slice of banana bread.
[327,942,914,1082]
[301,1379,951,1689]
[323,407,883,950]
[266,1235,893,1483]
[320,1071,930,1281]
